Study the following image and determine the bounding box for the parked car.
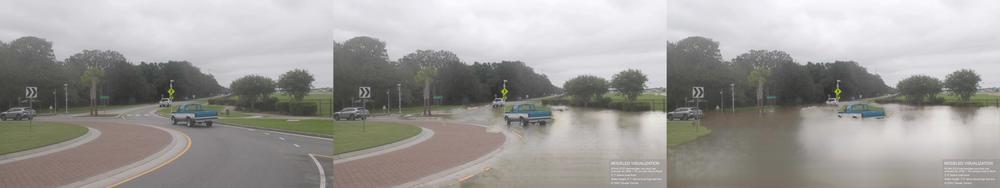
[0,107,35,121]
[169,104,218,127]
[334,107,369,121]
[667,107,703,120]
[825,98,839,105]
[504,104,552,126]
[159,98,172,107]
[491,98,505,108]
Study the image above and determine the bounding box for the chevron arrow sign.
[25,87,38,99]
[692,86,704,99]
[359,86,371,99]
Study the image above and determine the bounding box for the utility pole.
[720,90,724,111]
[386,89,390,114]
[64,83,68,114]
[397,83,401,114]
[731,83,735,113]
[53,90,57,114]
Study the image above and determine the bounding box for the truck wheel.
[170,117,177,125]
[206,121,213,127]
[349,115,355,121]
[1,115,5,121]
[334,115,339,121]
[540,121,547,126]
[504,117,511,125]
[521,118,528,126]
[16,115,22,121]
[187,118,194,127]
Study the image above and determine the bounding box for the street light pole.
[731,83,735,113]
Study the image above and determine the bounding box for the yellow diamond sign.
[168,88,175,95]
[834,88,842,95]
[500,88,508,95]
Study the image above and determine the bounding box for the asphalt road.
[116,104,332,188]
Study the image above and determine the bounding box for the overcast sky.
[0,0,333,87]
[334,0,667,88]
[669,0,1000,88]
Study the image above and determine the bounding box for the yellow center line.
[107,131,192,188]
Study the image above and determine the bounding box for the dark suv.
[1,107,36,121]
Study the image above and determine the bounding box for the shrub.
[289,102,318,116]
[609,101,652,111]
[276,102,290,114]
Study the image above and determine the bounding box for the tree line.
[667,36,892,109]
[333,36,558,111]
[0,36,224,110]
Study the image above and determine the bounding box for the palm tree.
[81,67,103,116]
[414,67,437,116]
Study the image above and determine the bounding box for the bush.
[608,101,652,111]
[289,102,318,116]
[276,102,290,114]
[257,97,278,111]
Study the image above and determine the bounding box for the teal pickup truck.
[170,104,218,127]
[504,104,552,126]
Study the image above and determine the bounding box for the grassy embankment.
[218,119,420,155]
[667,121,711,147]
[873,93,1000,106]
[0,121,88,154]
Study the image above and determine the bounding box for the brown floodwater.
[448,103,667,187]
[668,104,1000,187]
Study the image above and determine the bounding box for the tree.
[563,75,609,106]
[611,69,648,101]
[897,75,943,104]
[230,75,276,110]
[944,69,981,101]
[67,50,125,116]
[278,69,315,101]
[414,67,436,116]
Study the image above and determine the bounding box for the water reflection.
[668,104,1000,187]
[454,106,666,187]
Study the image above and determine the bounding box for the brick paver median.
[333,120,504,188]
[0,120,171,187]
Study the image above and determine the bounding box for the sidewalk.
[332,120,505,187]
[0,120,171,187]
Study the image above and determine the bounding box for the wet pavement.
[450,103,667,187]
[668,104,1000,188]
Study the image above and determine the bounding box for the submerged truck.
[170,103,218,127]
[504,104,552,126]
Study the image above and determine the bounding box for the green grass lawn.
[0,121,88,155]
[667,121,711,148]
[216,118,421,155]
[330,121,421,154]
[877,93,1000,106]
[37,103,152,115]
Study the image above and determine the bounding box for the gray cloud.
[669,0,1000,87]
[334,0,666,87]
[0,0,333,87]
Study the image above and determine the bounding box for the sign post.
[501,80,509,101]
[359,86,371,132]
[26,86,37,130]
[692,86,704,108]
[835,80,842,101]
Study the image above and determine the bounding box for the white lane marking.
[264,132,270,135]
[279,137,286,141]
[247,128,256,131]
[293,144,301,148]
[308,154,327,188]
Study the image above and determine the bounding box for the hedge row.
[276,102,318,116]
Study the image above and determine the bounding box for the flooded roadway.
[449,102,667,187]
[668,104,1000,187]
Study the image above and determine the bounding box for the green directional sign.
[433,96,443,100]
[99,96,110,100]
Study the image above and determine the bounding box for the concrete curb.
[333,127,434,164]
[400,121,517,188]
[0,127,101,165]
[68,123,189,188]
